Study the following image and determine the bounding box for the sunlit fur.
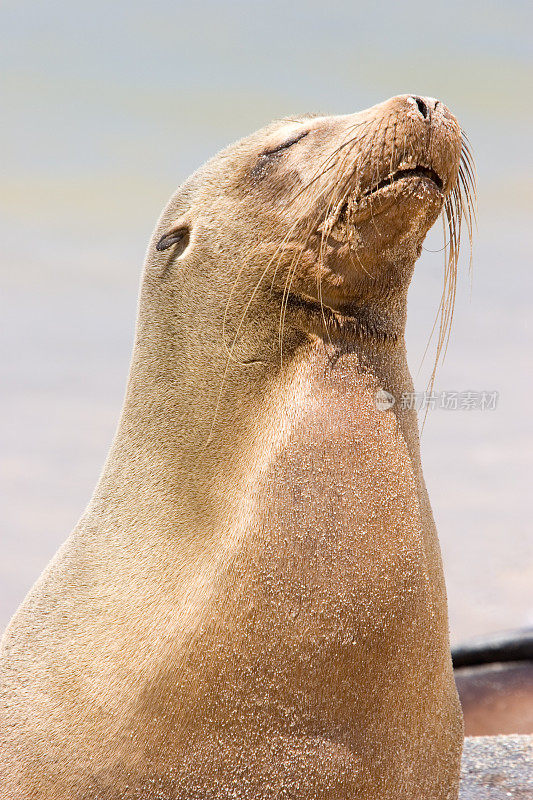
[0,96,473,800]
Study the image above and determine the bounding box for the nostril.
[413,96,429,119]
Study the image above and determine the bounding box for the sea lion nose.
[410,95,439,120]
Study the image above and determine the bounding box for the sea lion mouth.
[324,164,445,234]
[328,163,445,228]
[361,165,444,199]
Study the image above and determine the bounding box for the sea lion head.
[155,95,474,347]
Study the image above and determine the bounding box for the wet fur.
[0,95,475,799]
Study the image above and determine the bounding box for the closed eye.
[261,129,309,157]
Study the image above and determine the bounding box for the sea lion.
[0,94,475,799]
[453,628,533,735]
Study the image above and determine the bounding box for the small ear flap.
[156,224,189,252]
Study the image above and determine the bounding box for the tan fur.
[0,95,469,799]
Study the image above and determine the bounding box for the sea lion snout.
[409,95,433,119]
[373,93,463,194]
[405,94,438,120]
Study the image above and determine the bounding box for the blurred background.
[1,0,532,642]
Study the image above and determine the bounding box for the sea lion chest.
[183,354,435,743]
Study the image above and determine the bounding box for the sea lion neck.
[288,288,408,344]
[91,287,417,548]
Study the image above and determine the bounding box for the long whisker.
[315,136,368,350]
[275,123,375,357]
[444,134,476,344]
[222,124,374,362]
[421,131,476,427]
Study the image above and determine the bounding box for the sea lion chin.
[0,95,475,799]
